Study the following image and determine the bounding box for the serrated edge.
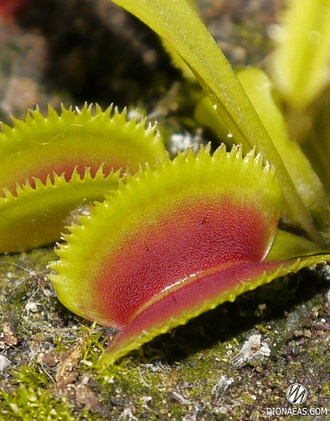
[0,165,122,253]
[0,102,166,200]
[0,103,161,146]
[50,145,281,326]
[0,165,121,204]
[53,144,278,259]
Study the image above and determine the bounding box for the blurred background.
[0,0,284,124]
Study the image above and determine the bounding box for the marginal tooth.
[11,116,27,132]
[46,104,60,120]
[120,106,128,119]
[1,187,14,200]
[60,103,70,114]
[32,177,46,190]
[0,164,121,253]
[0,102,167,252]
[29,108,47,123]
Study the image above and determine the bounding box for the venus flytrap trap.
[1,0,330,366]
[50,145,330,366]
[0,104,165,193]
[0,104,166,252]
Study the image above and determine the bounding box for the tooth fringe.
[0,103,164,151]
[0,166,121,253]
[52,143,282,295]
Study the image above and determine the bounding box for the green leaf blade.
[271,0,330,110]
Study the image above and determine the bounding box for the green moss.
[0,365,76,421]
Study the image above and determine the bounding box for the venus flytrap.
[51,146,330,366]
[0,104,166,252]
[1,0,330,365]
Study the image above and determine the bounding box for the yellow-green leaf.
[271,0,330,109]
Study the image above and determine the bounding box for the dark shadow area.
[17,0,178,109]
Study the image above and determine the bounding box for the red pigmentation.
[95,199,272,328]
[14,160,123,192]
[0,0,27,16]
[51,146,288,365]
[104,259,287,358]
